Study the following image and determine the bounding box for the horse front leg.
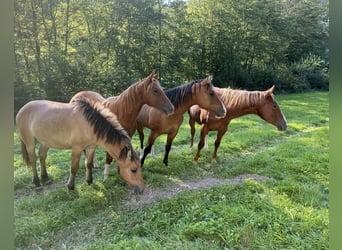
[140,132,159,167]
[85,146,96,185]
[137,124,145,156]
[67,148,82,190]
[193,125,208,163]
[163,131,178,166]
[189,117,196,150]
[212,128,227,164]
[38,144,51,184]
[103,152,113,182]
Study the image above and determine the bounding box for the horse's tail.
[20,140,30,167]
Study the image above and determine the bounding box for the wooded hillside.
[14,0,329,112]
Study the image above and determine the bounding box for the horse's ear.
[127,148,132,159]
[201,78,208,86]
[153,71,159,79]
[265,85,275,96]
[201,75,212,86]
[145,71,154,83]
[208,75,213,82]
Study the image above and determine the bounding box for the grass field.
[14,91,329,249]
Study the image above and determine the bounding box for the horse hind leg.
[38,144,52,184]
[67,148,82,190]
[21,139,40,188]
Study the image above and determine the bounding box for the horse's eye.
[131,168,137,174]
[153,88,159,95]
[273,103,277,109]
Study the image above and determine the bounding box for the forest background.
[14,0,329,113]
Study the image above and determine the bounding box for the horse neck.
[218,88,263,119]
[106,82,144,136]
[170,83,199,115]
[96,139,122,161]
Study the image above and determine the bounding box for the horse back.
[16,100,94,149]
[70,90,106,103]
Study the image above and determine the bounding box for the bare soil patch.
[125,174,274,207]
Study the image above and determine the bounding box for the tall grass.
[14,91,328,249]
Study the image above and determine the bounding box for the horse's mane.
[74,97,137,160]
[165,79,203,108]
[219,87,264,109]
[102,78,145,113]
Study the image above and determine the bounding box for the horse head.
[143,71,174,115]
[194,75,226,118]
[116,146,144,194]
[258,85,287,131]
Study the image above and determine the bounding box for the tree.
[14,0,329,114]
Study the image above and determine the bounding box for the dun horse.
[136,76,227,167]
[70,71,174,181]
[16,97,144,194]
[188,85,287,163]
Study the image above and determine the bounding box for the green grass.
[14,91,329,249]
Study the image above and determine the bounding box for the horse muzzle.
[277,120,287,131]
[132,185,144,195]
[215,106,227,119]
[163,103,175,116]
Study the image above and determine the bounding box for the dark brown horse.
[16,97,144,194]
[188,85,287,163]
[136,76,227,167]
[70,71,174,180]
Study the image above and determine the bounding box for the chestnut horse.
[70,71,174,180]
[188,85,287,163]
[16,97,144,194]
[136,76,227,167]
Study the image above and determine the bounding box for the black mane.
[75,97,130,147]
[165,79,203,109]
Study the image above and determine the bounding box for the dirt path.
[125,174,274,207]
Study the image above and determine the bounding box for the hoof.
[35,186,44,192]
[43,179,53,185]
[33,178,41,188]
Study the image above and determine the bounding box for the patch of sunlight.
[302,126,328,133]
[95,191,105,199]
[260,188,328,226]
[168,176,190,188]
[288,122,306,131]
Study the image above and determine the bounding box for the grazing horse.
[188,85,287,163]
[70,71,174,181]
[16,97,145,194]
[137,75,227,167]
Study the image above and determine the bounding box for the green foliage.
[14,92,328,249]
[291,54,329,91]
[14,0,329,113]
